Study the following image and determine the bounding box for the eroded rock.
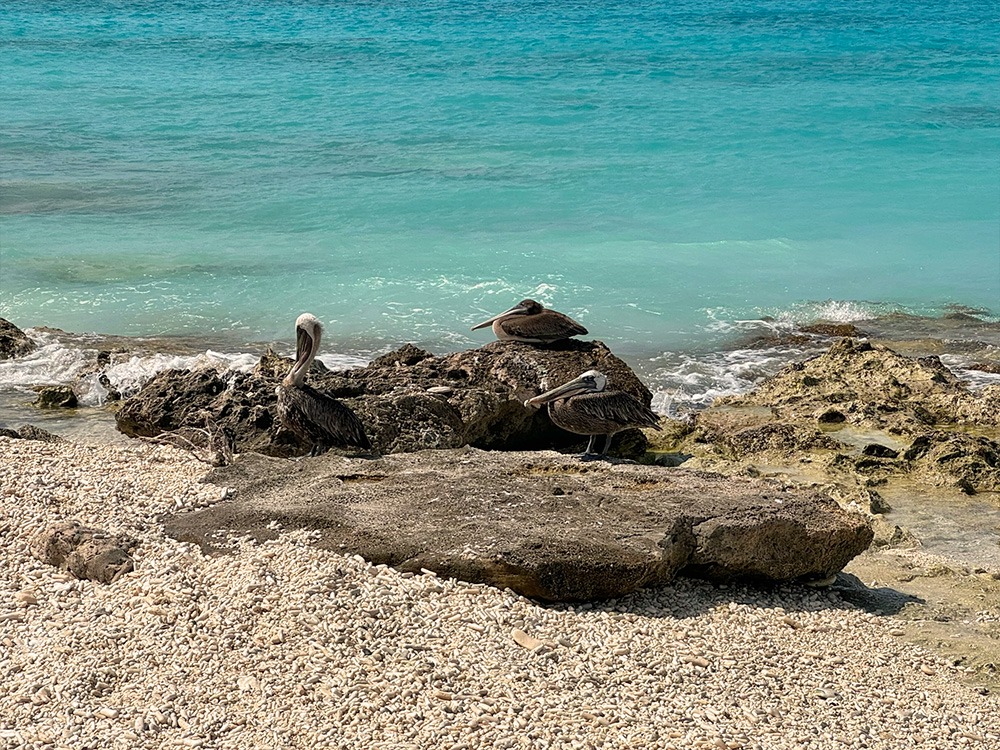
[165,449,873,602]
[720,338,998,434]
[655,338,1000,496]
[30,521,137,583]
[0,318,35,360]
[904,432,1000,494]
[116,340,654,457]
[0,425,66,443]
[33,385,78,409]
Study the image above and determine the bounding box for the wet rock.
[862,443,899,459]
[904,432,1000,493]
[718,338,999,434]
[825,484,892,515]
[0,425,66,443]
[0,318,35,360]
[29,521,137,584]
[116,340,654,458]
[719,423,841,458]
[870,517,920,550]
[165,448,873,602]
[798,322,865,338]
[33,385,78,409]
[816,408,847,424]
[967,361,1000,375]
[115,369,230,438]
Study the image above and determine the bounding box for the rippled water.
[2,0,997,356]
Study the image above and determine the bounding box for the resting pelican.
[276,313,372,455]
[524,369,661,458]
[471,298,587,344]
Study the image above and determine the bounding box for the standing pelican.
[524,369,661,458]
[471,299,587,344]
[276,313,372,455]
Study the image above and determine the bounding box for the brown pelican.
[276,313,372,455]
[471,298,587,344]
[524,369,661,458]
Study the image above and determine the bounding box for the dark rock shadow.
[539,571,920,621]
[827,571,924,615]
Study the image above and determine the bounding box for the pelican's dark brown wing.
[498,310,588,343]
[548,390,661,436]
[277,383,372,451]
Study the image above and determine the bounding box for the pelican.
[471,298,587,344]
[276,313,372,455]
[524,369,661,458]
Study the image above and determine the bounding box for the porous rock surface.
[0,317,35,359]
[115,340,653,457]
[662,338,1000,495]
[164,448,873,602]
[0,424,66,443]
[720,337,999,434]
[29,520,137,583]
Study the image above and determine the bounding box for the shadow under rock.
[828,571,924,616]
[544,574,891,621]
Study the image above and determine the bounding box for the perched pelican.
[524,369,661,458]
[471,298,587,344]
[276,313,372,455]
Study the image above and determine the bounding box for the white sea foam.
[647,344,820,414]
[703,300,885,337]
[801,299,880,323]
[1,330,289,408]
[316,353,373,371]
[101,350,259,401]
[0,330,90,388]
[940,355,1000,392]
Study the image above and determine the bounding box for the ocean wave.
[0,330,92,388]
[0,330,369,409]
[647,343,819,414]
[648,304,1000,414]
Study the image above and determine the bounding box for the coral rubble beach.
[1,315,1000,748]
[1,439,998,750]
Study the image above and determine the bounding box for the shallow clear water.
[881,486,1000,570]
[2,0,998,355]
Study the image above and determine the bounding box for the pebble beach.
[1,438,997,749]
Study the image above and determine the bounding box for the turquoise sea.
[1,0,999,405]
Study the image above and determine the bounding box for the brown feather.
[547,390,661,437]
[497,310,588,343]
[277,383,371,452]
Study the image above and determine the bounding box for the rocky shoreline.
[2,316,1000,747]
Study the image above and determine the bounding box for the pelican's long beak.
[470,303,530,331]
[284,325,315,386]
[524,375,592,407]
[295,324,312,361]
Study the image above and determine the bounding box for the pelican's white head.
[524,369,607,406]
[576,370,607,392]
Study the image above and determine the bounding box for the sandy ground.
[1,437,998,750]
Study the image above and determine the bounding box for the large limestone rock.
[719,337,999,435]
[164,449,873,602]
[116,340,654,457]
[0,318,35,360]
[661,338,1000,495]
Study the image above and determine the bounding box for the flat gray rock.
[167,449,873,601]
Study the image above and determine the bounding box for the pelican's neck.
[284,325,319,387]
